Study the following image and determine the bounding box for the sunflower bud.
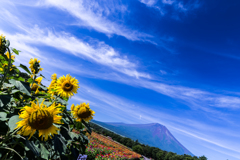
[0,35,7,55]
[29,58,43,74]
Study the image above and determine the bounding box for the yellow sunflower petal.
[71,102,95,122]
[16,99,62,141]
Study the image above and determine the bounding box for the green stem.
[0,127,21,147]
[31,75,36,96]
[0,146,23,160]
[49,152,57,160]
[0,47,12,89]
[64,109,75,127]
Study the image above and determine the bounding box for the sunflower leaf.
[0,119,8,134]
[37,98,44,104]
[17,77,25,82]
[27,78,33,83]
[81,120,92,135]
[40,84,47,91]
[54,135,67,156]
[40,143,49,160]
[43,101,52,107]
[19,64,31,75]
[80,133,89,144]
[0,95,11,107]
[3,83,14,88]
[68,131,78,141]
[56,97,68,105]
[11,89,20,94]
[71,145,79,159]
[60,126,71,140]
[8,115,21,132]
[9,79,31,96]
[25,139,40,157]
[11,48,21,55]
[6,40,10,47]
[0,112,8,121]
[40,74,46,79]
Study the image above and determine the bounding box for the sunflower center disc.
[77,108,91,118]
[29,109,53,130]
[63,82,73,91]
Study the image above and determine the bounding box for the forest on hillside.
[89,122,208,160]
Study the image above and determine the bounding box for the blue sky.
[1,0,240,159]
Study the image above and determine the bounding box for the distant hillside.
[91,120,194,156]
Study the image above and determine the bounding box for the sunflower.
[48,73,57,96]
[29,58,43,74]
[51,73,57,80]
[55,74,80,98]
[5,51,15,60]
[0,63,15,72]
[30,77,43,93]
[0,34,7,55]
[15,99,62,141]
[71,102,95,122]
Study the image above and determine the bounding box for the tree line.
[89,122,208,160]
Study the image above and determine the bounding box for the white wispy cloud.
[19,27,150,79]
[140,0,158,6]
[36,0,153,42]
[115,78,240,112]
[68,83,240,158]
[0,4,151,80]
[4,13,239,113]
[162,0,175,5]
[139,0,201,17]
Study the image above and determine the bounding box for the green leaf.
[43,101,52,107]
[27,78,33,84]
[82,120,92,135]
[35,94,51,99]
[69,132,79,141]
[0,121,8,135]
[75,121,84,130]
[80,133,89,144]
[71,146,79,159]
[54,135,67,155]
[60,126,71,140]
[38,98,44,104]
[40,74,46,79]
[19,64,31,75]
[11,48,21,55]
[17,77,25,82]
[62,97,68,101]
[11,89,20,94]
[3,83,14,88]
[0,95,11,107]
[56,97,68,105]
[9,79,31,96]
[40,143,49,160]
[8,115,21,132]
[0,112,8,121]
[40,85,47,91]
[6,40,10,47]
[25,140,40,157]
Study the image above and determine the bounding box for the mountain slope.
[91,120,194,156]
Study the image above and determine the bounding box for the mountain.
[91,120,194,156]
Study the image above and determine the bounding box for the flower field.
[86,132,142,160]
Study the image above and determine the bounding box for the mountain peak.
[92,120,194,156]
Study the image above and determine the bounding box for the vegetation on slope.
[89,122,208,160]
